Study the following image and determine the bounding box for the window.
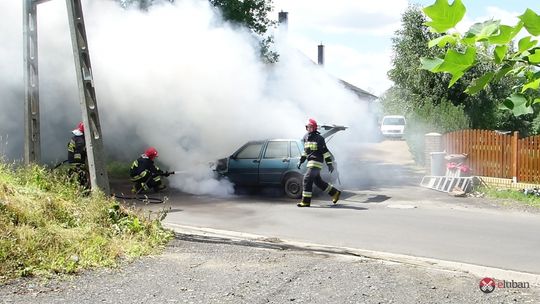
[236,143,263,159]
[383,117,405,126]
[264,141,289,159]
[291,141,301,158]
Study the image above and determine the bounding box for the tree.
[387,5,449,110]
[209,0,273,36]
[116,0,278,63]
[385,4,530,164]
[208,0,277,63]
[420,0,540,117]
[387,5,516,130]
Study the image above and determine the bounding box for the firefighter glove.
[328,164,334,173]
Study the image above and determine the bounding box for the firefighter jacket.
[130,155,164,182]
[300,131,333,169]
[67,134,86,165]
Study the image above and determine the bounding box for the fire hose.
[112,171,180,204]
[52,161,180,204]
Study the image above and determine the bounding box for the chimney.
[278,11,288,29]
[318,43,324,65]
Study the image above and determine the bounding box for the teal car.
[214,125,346,198]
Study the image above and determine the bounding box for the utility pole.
[23,0,43,164]
[23,0,110,194]
[65,0,109,194]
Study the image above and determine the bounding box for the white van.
[380,115,406,138]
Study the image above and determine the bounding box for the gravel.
[1,235,539,304]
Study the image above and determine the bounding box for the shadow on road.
[167,208,184,213]
[309,204,368,211]
[365,194,391,203]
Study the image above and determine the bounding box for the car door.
[290,140,303,170]
[259,140,290,185]
[227,141,264,186]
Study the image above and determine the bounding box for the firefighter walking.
[130,147,172,193]
[297,118,341,207]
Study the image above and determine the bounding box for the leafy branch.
[420,0,540,116]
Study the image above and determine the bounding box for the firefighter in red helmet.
[67,121,89,188]
[67,122,86,165]
[129,147,172,193]
[297,118,341,207]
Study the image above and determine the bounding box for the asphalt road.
[154,187,540,275]
[127,140,540,276]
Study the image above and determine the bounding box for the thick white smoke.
[0,0,377,196]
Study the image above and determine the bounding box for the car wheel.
[284,175,302,199]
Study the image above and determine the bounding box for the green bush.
[107,161,131,179]
[405,99,469,165]
[0,162,173,282]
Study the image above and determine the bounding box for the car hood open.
[320,125,348,139]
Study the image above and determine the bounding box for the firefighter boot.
[332,190,341,204]
[132,182,149,194]
[297,196,310,207]
[154,184,166,193]
[297,201,310,207]
[132,183,142,194]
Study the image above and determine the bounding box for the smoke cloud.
[0,0,379,196]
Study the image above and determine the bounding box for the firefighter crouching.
[67,122,89,188]
[297,118,341,207]
[130,147,172,193]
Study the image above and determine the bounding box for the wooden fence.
[442,130,540,183]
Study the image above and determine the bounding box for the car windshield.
[383,117,405,125]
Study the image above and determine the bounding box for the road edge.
[164,223,540,287]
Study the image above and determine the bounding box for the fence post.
[425,133,443,173]
[512,131,519,183]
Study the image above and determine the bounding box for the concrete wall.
[480,176,540,190]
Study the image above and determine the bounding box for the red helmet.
[144,147,159,160]
[305,118,317,130]
[77,122,84,133]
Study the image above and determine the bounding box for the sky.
[272,0,540,96]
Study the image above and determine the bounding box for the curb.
[165,223,540,287]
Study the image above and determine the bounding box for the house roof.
[339,79,378,101]
[302,51,378,102]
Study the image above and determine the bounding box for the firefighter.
[297,118,341,207]
[130,147,171,193]
[67,121,89,188]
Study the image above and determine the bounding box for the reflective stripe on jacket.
[67,135,86,164]
[130,155,163,181]
[300,131,333,168]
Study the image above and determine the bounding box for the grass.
[479,186,540,208]
[0,161,174,283]
[107,161,132,179]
